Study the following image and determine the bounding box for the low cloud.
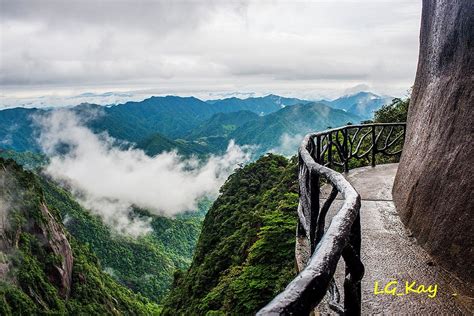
[269,133,304,157]
[35,110,251,236]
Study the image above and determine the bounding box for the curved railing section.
[258,123,406,315]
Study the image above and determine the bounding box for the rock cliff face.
[37,202,73,298]
[0,161,74,299]
[393,0,473,283]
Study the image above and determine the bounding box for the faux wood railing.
[258,123,406,315]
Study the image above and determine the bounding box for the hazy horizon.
[0,87,403,110]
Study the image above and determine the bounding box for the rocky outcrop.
[0,159,74,299]
[393,0,473,283]
[36,202,73,298]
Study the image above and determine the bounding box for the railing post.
[403,124,406,144]
[371,125,376,167]
[343,129,349,173]
[343,212,363,315]
[310,170,320,254]
[306,138,320,254]
[328,132,333,168]
[316,136,321,164]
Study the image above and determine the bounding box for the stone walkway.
[320,164,472,315]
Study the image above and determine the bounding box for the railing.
[258,123,406,315]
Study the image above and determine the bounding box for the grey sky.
[0,0,421,107]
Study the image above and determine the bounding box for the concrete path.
[319,164,472,315]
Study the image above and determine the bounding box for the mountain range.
[0,92,391,157]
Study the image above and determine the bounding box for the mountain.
[0,149,47,170]
[1,152,211,304]
[207,94,311,116]
[162,154,298,315]
[89,96,218,141]
[185,110,259,140]
[137,132,212,157]
[0,96,220,154]
[0,94,360,158]
[40,175,210,303]
[229,102,360,155]
[178,102,360,157]
[0,158,161,314]
[326,91,394,119]
[136,110,260,158]
[94,94,309,141]
[0,95,306,155]
[0,107,41,152]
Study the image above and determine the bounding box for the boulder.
[393,0,473,283]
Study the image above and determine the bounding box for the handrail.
[258,123,406,315]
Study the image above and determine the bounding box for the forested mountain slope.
[207,94,310,115]
[38,176,209,303]
[0,95,366,158]
[0,152,210,305]
[0,158,160,314]
[229,102,360,155]
[0,107,41,152]
[162,154,299,315]
[0,94,309,154]
[137,132,212,157]
[185,110,259,140]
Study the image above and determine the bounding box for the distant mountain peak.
[341,91,379,99]
[328,91,393,119]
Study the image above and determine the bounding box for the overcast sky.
[0,0,422,107]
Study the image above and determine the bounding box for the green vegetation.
[326,96,410,171]
[0,158,161,314]
[137,132,212,157]
[207,94,310,115]
[185,110,259,140]
[39,176,210,303]
[374,97,410,123]
[0,154,210,308]
[0,149,47,170]
[228,102,360,155]
[162,154,299,315]
[0,96,360,158]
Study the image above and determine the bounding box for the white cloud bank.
[35,110,251,236]
[269,133,304,157]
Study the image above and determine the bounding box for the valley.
[0,92,394,312]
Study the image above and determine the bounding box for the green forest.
[162,154,299,315]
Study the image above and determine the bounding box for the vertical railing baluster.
[403,124,406,145]
[297,152,306,240]
[343,212,362,315]
[328,132,333,168]
[316,135,321,164]
[306,138,320,254]
[310,169,320,254]
[371,125,376,167]
[343,129,349,173]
